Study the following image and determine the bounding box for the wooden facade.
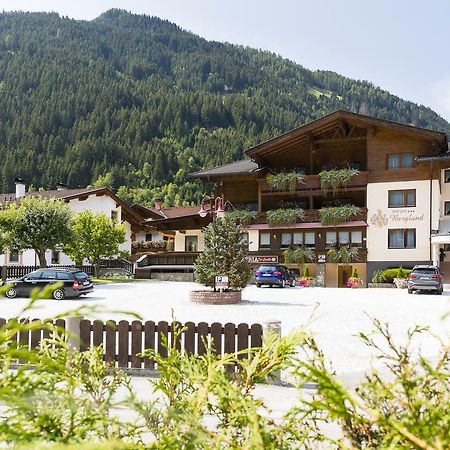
[190,110,449,287]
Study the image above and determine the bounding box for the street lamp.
[198,196,225,220]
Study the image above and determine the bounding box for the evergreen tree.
[194,218,252,290]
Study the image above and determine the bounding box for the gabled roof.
[0,186,142,226]
[245,110,448,161]
[190,159,260,179]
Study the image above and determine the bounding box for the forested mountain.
[0,9,448,206]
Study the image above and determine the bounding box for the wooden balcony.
[260,171,369,196]
[137,252,200,267]
[252,208,368,225]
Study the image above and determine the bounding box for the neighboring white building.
[0,180,147,267]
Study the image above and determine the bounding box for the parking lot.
[1,281,448,382]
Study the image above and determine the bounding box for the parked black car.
[407,265,443,295]
[4,268,94,300]
[255,264,297,288]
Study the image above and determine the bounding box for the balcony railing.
[252,208,367,225]
[260,171,369,194]
[137,252,200,267]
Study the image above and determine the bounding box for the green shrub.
[283,247,315,264]
[351,267,359,279]
[375,267,412,283]
[266,208,305,226]
[303,266,310,278]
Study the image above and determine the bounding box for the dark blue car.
[255,264,296,288]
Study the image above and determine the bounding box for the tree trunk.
[94,261,100,278]
[36,249,48,268]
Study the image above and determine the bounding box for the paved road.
[1,281,448,381]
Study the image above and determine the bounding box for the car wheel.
[280,279,285,288]
[256,283,261,288]
[52,289,65,300]
[407,288,413,294]
[5,287,17,299]
[436,288,443,295]
[290,280,296,287]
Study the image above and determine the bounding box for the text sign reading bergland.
[246,255,279,264]
[215,275,229,288]
[370,209,425,228]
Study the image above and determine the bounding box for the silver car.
[407,265,443,295]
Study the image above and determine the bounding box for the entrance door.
[338,265,352,288]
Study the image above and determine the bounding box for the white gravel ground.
[1,281,448,382]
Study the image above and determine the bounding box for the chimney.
[15,177,26,199]
[154,196,163,211]
[56,182,67,191]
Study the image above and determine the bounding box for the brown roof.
[245,109,448,160]
[190,159,260,179]
[146,206,201,220]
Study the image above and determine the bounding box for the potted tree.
[190,217,252,304]
[346,267,363,288]
[299,266,315,287]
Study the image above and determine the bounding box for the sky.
[2,0,450,122]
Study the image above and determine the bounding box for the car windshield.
[413,268,438,275]
[25,271,42,280]
[258,266,277,273]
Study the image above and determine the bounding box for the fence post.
[1,266,6,283]
[263,319,282,384]
[66,316,83,352]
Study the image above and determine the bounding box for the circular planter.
[190,290,242,305]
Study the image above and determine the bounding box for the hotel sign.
[370,209,424,228]
[246,255,279,264]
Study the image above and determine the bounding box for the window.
[8,251,19,263]
[145,233,153,241]
[111,210,118,221]
[40,270,57,279]
[240,232,249,249]
[281,233,292,248]
[25,271,42,280]
[327,230,363,247]
[444,169,450,183]
[338,231,350,244]
[388,190,416,208]
[185,236,198,252]
[280,231,314,248]
[184,236,198,252]
[326,232,337,247]
[351,231,363,244]
[387,153,414,169]
[304,232,315,246]
[57,272,73,281]
[51,251,60,265]
[388,229,416,249]
[259,233,271,249]
[445,202,450,216]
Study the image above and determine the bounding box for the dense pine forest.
[0,9,449,206]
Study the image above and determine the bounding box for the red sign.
[246,255,279,264]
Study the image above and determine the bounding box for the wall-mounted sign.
[215,275,229,288]
[317,254,327,263]
[246,255,279,264]
[370,208,424,228]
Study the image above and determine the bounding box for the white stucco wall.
[367,180,439,262]
[134,229,163,242]
[174,230,204,252]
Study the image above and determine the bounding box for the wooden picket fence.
[0,318,263,371]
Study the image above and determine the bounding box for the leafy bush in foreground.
[0,285,448,449]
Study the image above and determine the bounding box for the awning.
[245,220,367,230]
[431,235,450,244]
